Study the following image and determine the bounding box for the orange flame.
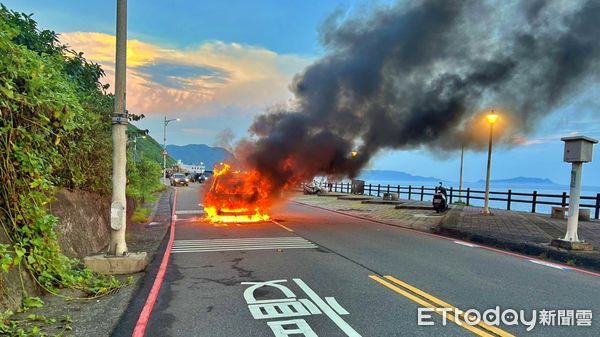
[203,163,271,223]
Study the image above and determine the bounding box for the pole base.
[550,239,593,251]
[84,252,149,275]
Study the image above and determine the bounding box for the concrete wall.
[0,189,130,311]
[47,189,111,258]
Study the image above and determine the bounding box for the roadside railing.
[316,181,600,220]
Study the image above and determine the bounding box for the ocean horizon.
[324,178,600,216]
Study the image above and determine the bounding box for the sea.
[327,179,600,216]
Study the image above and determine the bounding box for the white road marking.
[175,210,205,215]
[173,243,316,251]
[325,297,349,315]
[271,220,294,232]
[172,237,317,254]
[453,240,478,248]
[147,222,162,226]
[241,279,360,336]
[267,319,318,337]
[293,278,362,337]
[528,259,568,270]
[172,245,318,253]
[175,237,306,243]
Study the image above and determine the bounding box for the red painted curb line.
[132,189,178,337]
[293,200,600,278]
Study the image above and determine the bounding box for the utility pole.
[109,0,128,256]
[84,0,148,274]
[482,112,498,215]
[458,145,464,202]
[163,116,167,183]
[128,135,145,162]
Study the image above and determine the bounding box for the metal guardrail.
[317,181,600,220]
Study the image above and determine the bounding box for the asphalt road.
[137,183,599,337]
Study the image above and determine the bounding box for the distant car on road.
[170,173,189,187]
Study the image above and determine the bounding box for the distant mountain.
[476,176,557,185]
[359,170,441,182]
[166,144,233,170]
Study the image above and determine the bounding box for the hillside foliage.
[0,5,165,333]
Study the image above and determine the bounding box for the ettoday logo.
[417,307,593,332]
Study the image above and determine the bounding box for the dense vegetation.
[0,5,168,334]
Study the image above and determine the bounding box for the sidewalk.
[293,192,600,272]
[294,193,444,232]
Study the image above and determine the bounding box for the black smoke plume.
[238,0,600,194]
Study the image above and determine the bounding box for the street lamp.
[458,145,464,202]
[483,111,498,215]
[128,135,146,162]
[163,116,180,183]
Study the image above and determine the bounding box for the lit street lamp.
[163,116,180,183]
[458,145,464,203]
[483,111,498,215]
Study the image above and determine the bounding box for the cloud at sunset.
[59,32,311,115]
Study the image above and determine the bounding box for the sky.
[3,0,600,186]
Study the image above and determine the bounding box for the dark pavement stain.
[231,258,254,278]
[192,257,257,286]
[194,277,241,286]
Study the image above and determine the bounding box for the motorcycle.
[303,181,323,195]
[432,182,448,213]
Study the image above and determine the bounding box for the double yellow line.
[369,275,515,337]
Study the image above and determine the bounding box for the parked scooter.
[432,182,448,213]
[303,181,323,195]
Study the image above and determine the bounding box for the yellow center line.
[383,276,514,337]
[369,275,514,337]
[369,276,492,337]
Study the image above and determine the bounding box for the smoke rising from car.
[237,0,600,193]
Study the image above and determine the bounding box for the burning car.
[203,163,271,223]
